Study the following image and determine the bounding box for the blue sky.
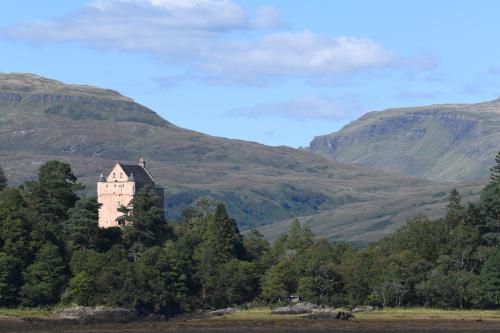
[1,0,499,147]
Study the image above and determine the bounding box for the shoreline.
[3,316,500,333]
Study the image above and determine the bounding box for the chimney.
[139,157,146,169]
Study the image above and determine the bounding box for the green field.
[0,307,53,318]
[211,307,500,321]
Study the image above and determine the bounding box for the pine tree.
[118,185,170,258]
[65,197,100,251]
[202,203,244,262]
[25,160,83,223]
[0,166,7,191]
[197,203,244,307]
[20,243,68,306]
[490,151,500,182]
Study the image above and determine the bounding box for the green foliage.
[63,272,95,306]
[2,155,500,314]
[118,185,170,258]
[0,166,6,191]
[20,243,68,306]
[479,249,500,307]
[65,197,100,250]
[0,252,22,306]
[490,151,500,182]
[25,160,83,223]
[0,188,33,264]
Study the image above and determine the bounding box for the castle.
[97,158,164,228]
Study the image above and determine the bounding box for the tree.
[479,249,500,307]
[202,203,244,262]
[118,185,170,258]
[24,160,83,223]
[129,246,187,315]
[23,161,83,247]
[479,182,500,247]
[0,166,7,191]
[260,261,293,303]
[216,259,260,306]
[243,229,270,268]
[197,203,245,307]
[65,197,100,251]
[0,188,33,264]
[297,239,345,306]
[286,218,314,251]
[20,243,68,306]
[490,151,500,182]
[63,272,95,306]
[0,252,22,306]
[446,189,464,221]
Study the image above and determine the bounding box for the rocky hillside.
[308,101,500,181]
[0,73,483,243]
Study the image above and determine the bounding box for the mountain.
[308,101,500,182]
[0,73,483,243]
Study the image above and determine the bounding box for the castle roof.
[118,163,154,183]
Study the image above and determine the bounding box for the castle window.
[113,173,116,178]
[120,173,123,178]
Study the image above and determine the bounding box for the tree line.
[0,153,499,314]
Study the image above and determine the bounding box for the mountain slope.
[308,101,500,181]
[0,73,483,242]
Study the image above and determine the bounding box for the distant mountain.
[308,101,500,181]
[0,73,483,243]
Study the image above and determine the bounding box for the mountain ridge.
[0,73,485,243]
[308,99,500,182]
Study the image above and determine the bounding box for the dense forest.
[0,153,499,314]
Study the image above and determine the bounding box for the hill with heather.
[308,101,500,182]
[0,73,484,243]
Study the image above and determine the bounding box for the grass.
[211,307,303,321]
[210,307,500,322]
[0,307,54,318]
[354,307,500,321]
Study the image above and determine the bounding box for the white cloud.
[1,0,399,84]
[202,32,396,83]
[230,95,365,120]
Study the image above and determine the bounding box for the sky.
[1,1,499,147]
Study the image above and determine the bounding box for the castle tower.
[97,158,163,228]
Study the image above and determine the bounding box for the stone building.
[97,158,164,228]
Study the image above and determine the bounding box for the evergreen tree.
[23,161,83,247]
[0,166,7,191]
[0,252,22,306]
[479,249,500,306]
[20,243,68,306]
[490,151,500,182]
[130,246,190,315]
[65,197,100,251]
[0,188,33,264]
[446,188,463,217]
[201,203,244,262]
[286,218,314,251]
[24,160,83,223]
[479,182,500,247]
[118,185,170,258]
[197,203,244,307]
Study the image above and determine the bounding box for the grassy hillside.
[309,101,500,182]
[0,73,484,242]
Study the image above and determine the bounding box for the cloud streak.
[230,95,365,120]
